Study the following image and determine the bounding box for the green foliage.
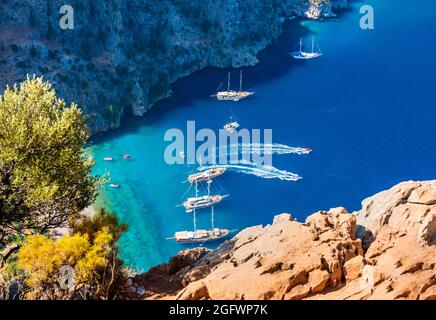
[201,20,213,34]
[102,104,117,123]
[72,208,127,243]
[17,208,126,300]
[1,256,21,282]
[29,44,37,58]
[149,72,170,102]
[0,76,97,263]
[115,64,129,75]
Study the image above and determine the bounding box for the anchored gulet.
[187,168,227,184]
[291,36,323,60]
[213,70,254,102]
[169,167,232,244]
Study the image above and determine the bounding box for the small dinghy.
[224,121,240,133]
[103,157,113,161]
[109,183,119,188]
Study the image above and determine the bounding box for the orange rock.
[420,285,436,300]
[284,284,310,300]
[344,256,364,281]
[135,180,436,301]
[177,281,210,300]
[308,269,330,293]
[408,185,436,205]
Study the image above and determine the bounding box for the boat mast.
[207,180,214,229]
[227,72,230,92]
[193,182,198,231]
[316,39,322,54]
[207,179,211,196]
[211,205,215,229]
[239,70,242,93]
[299,38,302,52]
[312,36,315,54]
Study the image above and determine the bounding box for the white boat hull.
[173,229,230,243]
[216,91,254,101]
[188,168,227,184]
[291,52,323,60]
[183,195,223,212]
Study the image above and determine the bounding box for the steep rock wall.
[0,0,349,133]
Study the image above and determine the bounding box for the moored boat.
[291,36,323,60]
[217,90,253,101]
[188,168,226,184]
[172,228,230,243]
[183,195,224,212]
[214,70,254,102]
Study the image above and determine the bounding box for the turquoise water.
[90,0,436,271]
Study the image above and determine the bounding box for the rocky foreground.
[122,181,436,300]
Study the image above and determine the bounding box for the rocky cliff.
[0,0,348,133]
[121,181,436,300]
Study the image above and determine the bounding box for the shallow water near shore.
[89,0,436,271]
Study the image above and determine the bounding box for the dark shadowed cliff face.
[0,0,348,133]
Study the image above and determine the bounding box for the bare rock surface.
[130,181,436,300]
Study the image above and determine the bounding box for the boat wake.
[199,161,302,182]
[219,143,311,156]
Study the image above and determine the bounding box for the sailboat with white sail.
[213,70,254,101]
[291,36,323,60]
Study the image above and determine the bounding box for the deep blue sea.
[89,0,436,272]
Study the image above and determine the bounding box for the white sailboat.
[188,168,227,184]
[291,36,323,60]
[214,70,254,101]
[183,194,225,212]
[172,228,230,244]
[169,181,232,244]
